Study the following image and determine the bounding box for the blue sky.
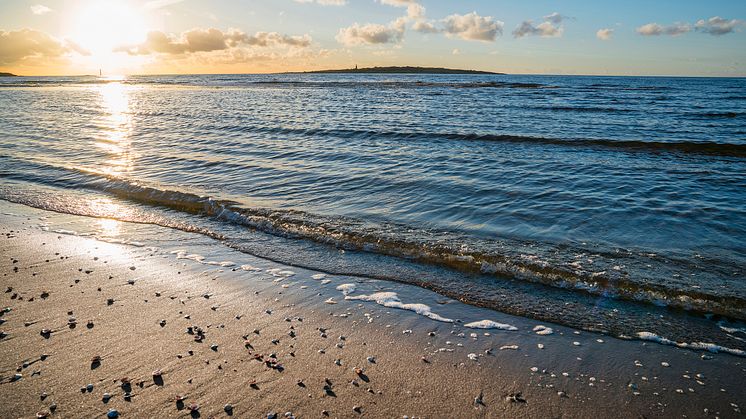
[0,0,745,75]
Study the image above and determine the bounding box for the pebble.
[661,362,670,367]
[86,383,94,392]
[224,404,233,413]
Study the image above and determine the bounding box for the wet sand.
[0,204,744,418]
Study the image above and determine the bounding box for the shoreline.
[1,201,744,418]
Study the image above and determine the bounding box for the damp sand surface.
[0,205,744,418]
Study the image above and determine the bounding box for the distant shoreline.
[0,72,18,77]
[291,66,504,75]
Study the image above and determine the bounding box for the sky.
[0,0,745,76]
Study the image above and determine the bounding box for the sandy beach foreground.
[0,202,744,418]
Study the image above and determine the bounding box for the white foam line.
[345,292,453,323]
[636,331,746,357]
[465,320,518,331]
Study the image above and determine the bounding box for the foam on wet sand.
[0,204,744,418]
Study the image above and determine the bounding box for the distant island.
[0,72,18,77]
[297,66,503,75]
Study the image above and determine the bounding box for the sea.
[1,73,744,353]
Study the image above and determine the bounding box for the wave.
[187,125,746,158]
[2,167,744,321]
[693,111,742,119]
[0,77,551,90]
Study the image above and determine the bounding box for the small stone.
[86,383,94,392]
[224,404,233,413]
[352,405,362,413]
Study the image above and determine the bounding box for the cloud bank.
[115,28,312,55]
[0,28,87,64]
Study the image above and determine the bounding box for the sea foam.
[345,292,453,323]
[465,320,518,331]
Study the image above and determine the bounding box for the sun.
[66,0,148,72]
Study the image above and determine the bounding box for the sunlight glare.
[68,1,147,72]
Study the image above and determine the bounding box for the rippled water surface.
[1,73,745,351]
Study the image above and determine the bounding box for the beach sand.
[0,202,744,418]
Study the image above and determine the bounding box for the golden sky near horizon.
[1,0,745,76]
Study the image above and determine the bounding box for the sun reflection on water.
[93,79,135,177]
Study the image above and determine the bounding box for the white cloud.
[144,0,185,10]
[336,18,406,45]
[695,16,745,36]
[451,48,460,55]
[636,22,691,36]
[442,12,502,42]
[513,12,565,38]
[596,28,613,40]
[412,20,438,34]
[294,0,347,5]
[114,28,312,55]
[30,4,52,15]
[378,0,424,20]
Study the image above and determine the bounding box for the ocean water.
[1,73,745,352]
